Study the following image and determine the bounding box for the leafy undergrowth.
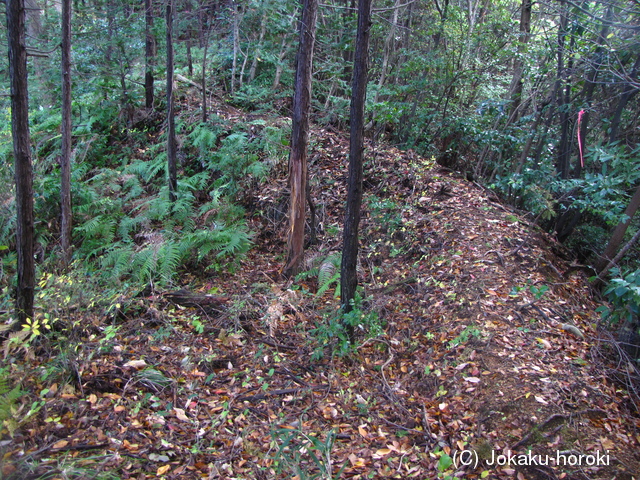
[2,120,640,480]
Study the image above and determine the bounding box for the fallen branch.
[235,385,333,403]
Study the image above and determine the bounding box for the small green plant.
[310,293,383,360]
[191,316,205,334]
[270,424,345,480]
[2,313,54,358]
[529,284,549,300]
[367,196,403,233]
[509,282,549,300]
[449,325,481,348]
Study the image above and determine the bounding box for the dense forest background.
[1,0,640,477]
[1,0,639,294]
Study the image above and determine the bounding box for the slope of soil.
[2,120,639,480]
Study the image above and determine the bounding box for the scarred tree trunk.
[60,0,72,266]
[7,0,35,323]
[283,0,317,278]
[340,0,372,338]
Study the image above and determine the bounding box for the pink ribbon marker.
[577,109,585,168]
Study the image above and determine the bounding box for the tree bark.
[595,183,640,275]
[145,0,155,109]
[60,0,73,266]
[373,0,400,104]
[231,0,242,94]
[7,0,35,324]
[166,0,177,202]
[507,0,532,123]
[283,0,318,278]
[555,0,572,180]
[249,0,268,83]
[340,0,372,336]
[608,53,640,144]
[202,33,209,122]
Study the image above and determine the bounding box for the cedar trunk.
[60,0,73,266]
[7,0,35,323]
[340,0,372,333]
[283,0,317,278]
[145,0,155,109]
[166,0,177,202]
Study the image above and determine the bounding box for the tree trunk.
[202,35,209,122]
[60,0,72,266]
[272,34,294,90]
[555,0,573,180]
[574,6,613,179]
[231,1,242,94]
[373,0,400,104]
[166,0,177,202]
[608,53,640,144]
[596,223,640,283]
[145,0,155,109]
[7,0,35,324]
[507,0,532,123]
[340,0,372,337]
[249,0,268,83]
[283,0,318,278]
[595,184,640,275]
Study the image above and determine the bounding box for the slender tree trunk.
[507,0,532,123]
[249,0,268,83]
[186,38,193,77]
[595,184,640,275]
[373,0,400,104]
[283,0,318,278]
[341,0,372,337]
[596,223,640,283]
[272,34,294,89]
[608,53,640,144]
[166,0,177,202]
[555,0,572,179]
[574,6,613,179]
[514,99,549,175]
[60,0,73,266]
[231,1,242,94]
[7,0,35,324]
[340,0,356,91]
[202,34,209,122]
[145,0,155,109]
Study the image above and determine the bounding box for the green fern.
[317,253,342,297]
[295,253,342,297]
[156,240,184,283]
[124,155,166,184]
[0,370,23,426]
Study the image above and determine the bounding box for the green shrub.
[598,268,640,326]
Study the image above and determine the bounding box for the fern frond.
[317,253,342,297]
[118,214,147,241]
[124,156,166,184]
[157,240,183,284]
[133,246,159,285]
[0,373,22,424]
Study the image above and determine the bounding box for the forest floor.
[3,105,640,480]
